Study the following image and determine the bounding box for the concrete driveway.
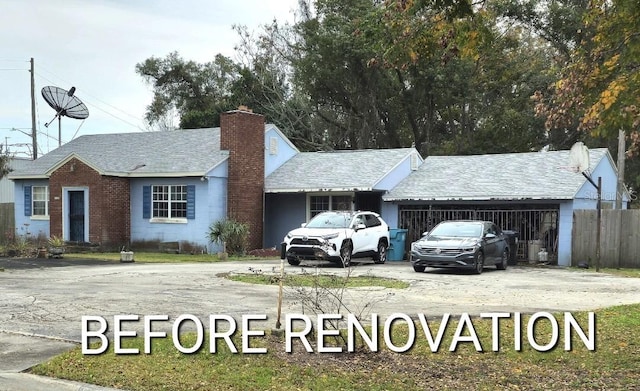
[1,257,640,389]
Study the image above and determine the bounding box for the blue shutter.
[24,185,32,216]
[143,185,151,219]
[186,185,196,219]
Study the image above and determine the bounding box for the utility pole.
[30,57,37,159]
[616,129,625,209]
[616,129,626,270]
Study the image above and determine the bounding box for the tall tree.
[136,52,241,129]
[532,1,640,188]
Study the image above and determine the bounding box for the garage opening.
[399,205,559,262]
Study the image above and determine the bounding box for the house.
[263,148,423,248]
[9,106,624,264]
[9,110,269,252]
[1,157,30,237]
[8,109,422,253]
[382,148,628,266]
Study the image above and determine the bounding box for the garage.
[399,204,559,262]
[381,148,627,266]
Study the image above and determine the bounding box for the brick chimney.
[220,107,265,251]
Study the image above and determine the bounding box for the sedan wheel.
[474,252,484,274]
[496,248,508,270]
[373,241,387,264]
[340,242,352,268]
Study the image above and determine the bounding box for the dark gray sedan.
[410,220,509,274]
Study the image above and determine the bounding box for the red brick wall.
[220,109,265,250]
[48,158,130,247]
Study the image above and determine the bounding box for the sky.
[0,0,299,158]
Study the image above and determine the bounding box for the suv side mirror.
[300,223,307,228]
[485,233,496,239]
[355,223,366,231]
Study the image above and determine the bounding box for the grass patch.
[598,268,640,278]
[64,252,269,263]
[31,304,640,390]
[223,272,410,289]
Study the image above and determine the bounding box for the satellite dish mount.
[41,86,89,147]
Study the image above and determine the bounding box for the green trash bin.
[388,228,408,261]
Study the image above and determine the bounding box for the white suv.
[280,211,390,267]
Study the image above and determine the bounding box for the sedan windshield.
[306,213,351,228]
[429,222,483,238]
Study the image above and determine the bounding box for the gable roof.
[383,148,612,202]
[9,128,229,179]
[265,148,417,193]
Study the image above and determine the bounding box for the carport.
[381,148,625,266]
[399,204,559,262]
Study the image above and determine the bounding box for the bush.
[207,219,249,256]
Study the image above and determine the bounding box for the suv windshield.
[429,222,483,238]
[306,212,352,229]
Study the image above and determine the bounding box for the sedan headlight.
[286,233,292,239]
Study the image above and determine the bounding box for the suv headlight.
[322,233,339,240]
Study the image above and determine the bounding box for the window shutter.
[143,185,151,219]
[186,185,196,219]
[24,185,32,216]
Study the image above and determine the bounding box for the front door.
[69,190,85,242]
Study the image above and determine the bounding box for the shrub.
[207,219,249,256]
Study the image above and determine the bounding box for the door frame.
[62,186,89,242]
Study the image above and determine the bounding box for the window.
[32,186,49,217]
[364,214,381,228]
[308,194,354,218]
[152,185,187,219]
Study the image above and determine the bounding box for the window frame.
[31,185,49,219]
[306,192,354,221]
[151,184,188,223]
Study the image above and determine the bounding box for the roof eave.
[382,196,573,202]
[266,187,374,193]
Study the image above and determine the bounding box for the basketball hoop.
[568,142,590,174]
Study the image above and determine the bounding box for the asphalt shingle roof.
[9,128,228,178]
[265,148,416,192]
[383,148,611,201]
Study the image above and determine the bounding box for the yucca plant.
[207,219,249,256]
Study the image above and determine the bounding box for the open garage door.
[399,205,559,262]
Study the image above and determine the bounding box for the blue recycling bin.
[387,228,408,261]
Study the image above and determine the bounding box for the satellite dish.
[568,142,590,173]
[41,86,89,147]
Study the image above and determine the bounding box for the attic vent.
[410,153,419,170]
[269,137,278,155]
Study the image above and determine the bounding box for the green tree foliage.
[531,1,640,188]
[136,52,240,129]
[291,0,549,155]
[136,0,564,157]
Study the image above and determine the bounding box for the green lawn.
[30,304,640,390]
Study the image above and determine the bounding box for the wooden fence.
[0,203,15,241]
[572,209,640,268]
